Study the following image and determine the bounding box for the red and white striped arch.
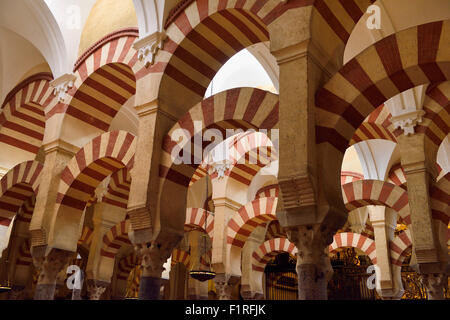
[51,29,149,131]
[264,220,286,241]
[0,160,43,222]
[185,207,214,238]
[204,131,277,186]
[100,220,131,259]
[171,248,191,267]
[387,164,407,190]
[227,196,277,248]
[350,104,397,145]
[161,87,279,188]
[56,130,136,217]
[316,20,450,154]
[252,238,297,272]
[416,81,450,151]
[255,184,279,199]
[77,226,94,249]
[102,167,132,209]
[340,171,363,185]
[117,252,140,281]
[342,180,411,225]
[361,221,375,240]
[15,196,35,225]
[156,0,305,109]
[0,73,55,155]
[16,239,32,267]
[390,229,412,267]
[311,0,375,68]
[329,232,377,264]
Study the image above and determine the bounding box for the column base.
[34,284,56,300]
[138,276,161,300]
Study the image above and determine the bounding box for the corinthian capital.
[419,273,448,300]
[50,73,76,103]
[391,110,425,136]
[133,31,167,68]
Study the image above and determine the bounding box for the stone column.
[135,241,173,300]
[213,274,239,300]
[32,249,72,300]
[169,262,187,299]
[368,206,397,298]
[287,225,334,300]
[125,99,183,300]
[389,88,447,298]
[419,273,448,300]
[210,196,240,277]
[241,226,266,299]
[29,140,78,249]
[269,6,347,300]
[398,133,441,265]
[85,202,125,289]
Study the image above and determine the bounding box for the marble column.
[135,241,171,300]
[288,225,334,300]
[33,249,72,300]
[213,274,239,300]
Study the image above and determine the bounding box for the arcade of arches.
[0,0,448,300]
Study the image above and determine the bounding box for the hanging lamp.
[190,173,216,282]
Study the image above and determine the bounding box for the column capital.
[33,249,73,285]
[86,279,109,300]
[135,237,179,278]
[391,110,425,136]
[419,273,448,300]
[213,273,239,300]
[211,197,240,211]
[133,31,167,68]
[42,139,79,156]
[50,73,76,103]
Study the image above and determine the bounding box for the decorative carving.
[211,161,231,179]
[213,274,238,300]
[94,176,111,202]
[88,284,107,300]
[286,224,336,299]
[133,32,167,68]
[33,249,72,284]
[135,240,174,278]
[391,110,425,136]
[50,74,76,103]
[419,273,448,300]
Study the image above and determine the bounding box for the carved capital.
[133,31,167,68]
[135,241,173,278]
[419,273,448,300]
[391,110,425,136]
[213,274,239,300]
[87,285,106,300]
[210,161,231,179]
[50,73,76,103]
[33,249,73,285]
